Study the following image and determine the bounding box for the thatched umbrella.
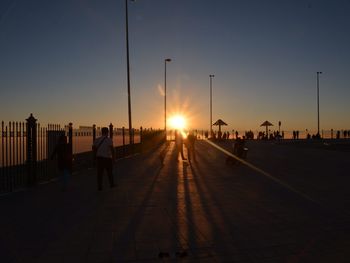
[213,119,228,133]
[260,120,273,137]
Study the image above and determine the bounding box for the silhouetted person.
[175,130,186,160]
[186,131,196,162]
[92,127,115,191]
[51,134,72,191]
[233,137,246,158]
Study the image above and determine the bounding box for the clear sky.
[1,0,350,133]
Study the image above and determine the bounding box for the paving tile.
[86,252,111,263]
[34,252,64,263]
[112,245,137,262]
[135,241,159,260]
[89,232,114,253]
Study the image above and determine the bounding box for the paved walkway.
[1,140,350,262]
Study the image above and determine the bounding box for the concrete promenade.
[1,140,350,262]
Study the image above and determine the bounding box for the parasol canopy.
[213,119,227,132]
[260,120,273,136]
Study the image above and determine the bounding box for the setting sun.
[169,115,187,130]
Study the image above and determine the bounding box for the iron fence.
[0,121,26,192]
[0,118,66,193]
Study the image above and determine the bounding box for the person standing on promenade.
[175,130,186,161]
[92,127,115,191]
[51,134,72,192]
[186,131,197,162]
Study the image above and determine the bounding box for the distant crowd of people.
[304,129,350,140]
[206,128,350,141]
[334,129,350,139]
[204,130,254,140]
[204,130,232,140]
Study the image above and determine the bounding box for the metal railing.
[1,121,26,192]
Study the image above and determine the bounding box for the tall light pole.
[317,71,322,136]
[209,74,215,137]
[125,0,134,145]
[164,58,171,138]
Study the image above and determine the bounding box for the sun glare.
[169,115,187,130]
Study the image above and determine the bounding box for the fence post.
[109,123,113,139]
[26,114,37,186]
[92,124,96,143]
[68,123,73,156]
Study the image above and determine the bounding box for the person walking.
[51,134,72,191]
[92,127,115,191]
[175,130,186,161]
[186,131,197,162]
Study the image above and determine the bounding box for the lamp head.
[165,58,172,62]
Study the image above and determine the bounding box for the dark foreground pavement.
[1,140,350,262]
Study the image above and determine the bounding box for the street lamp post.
[317,71,322,136]
[209,74,215,138]
[125,0,134,145]
[164,58,171,139]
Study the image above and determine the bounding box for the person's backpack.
[92,136,107,160]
